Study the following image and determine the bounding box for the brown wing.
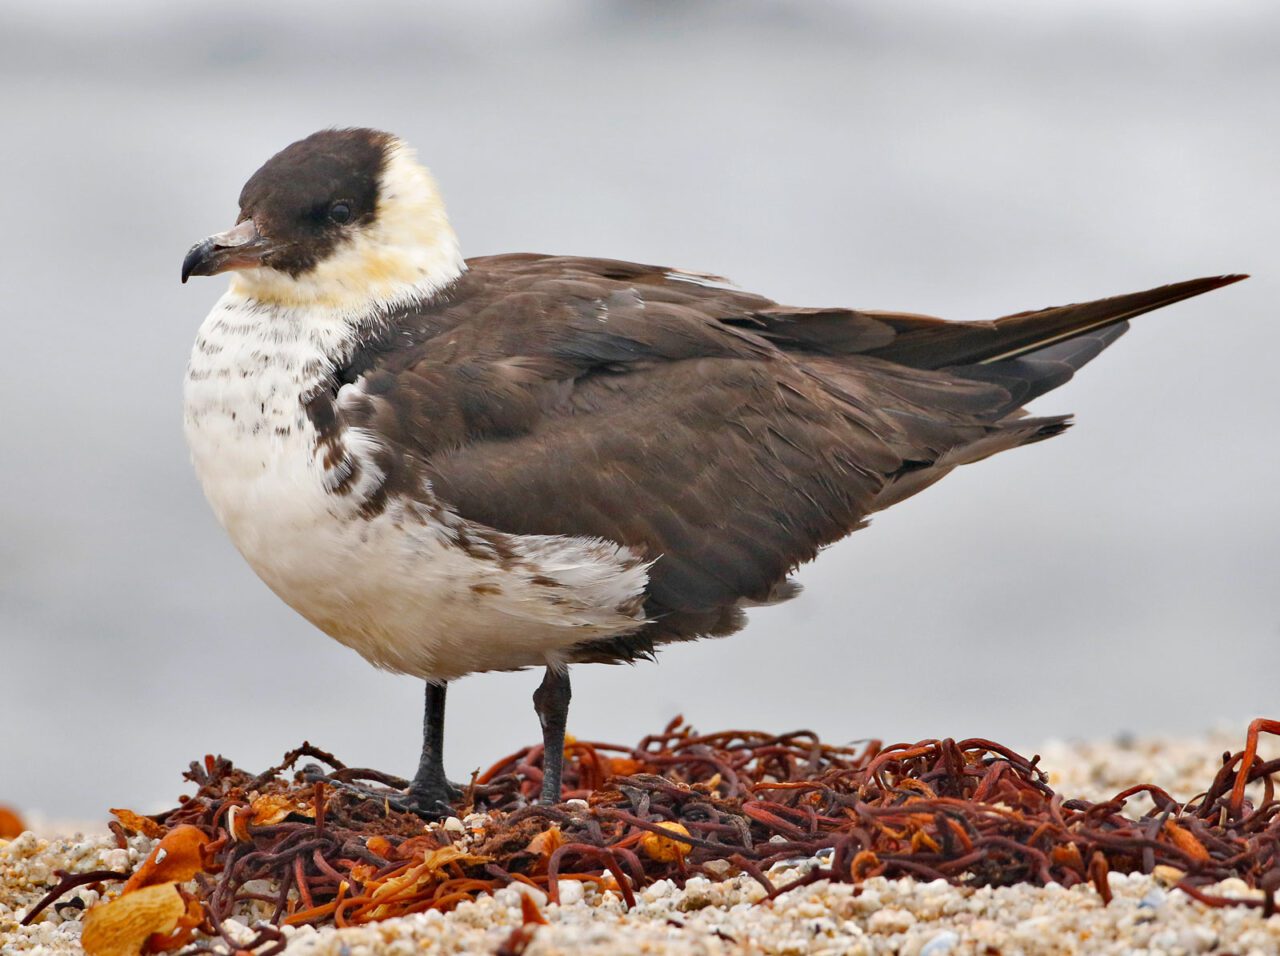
[334,258,1018,635]
[333,255,1241,650]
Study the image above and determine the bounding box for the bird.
[181,127,1244,815]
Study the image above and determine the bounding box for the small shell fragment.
[109,808,166,840]
[639,822,692,862]
[1162,819,1211,862]
[122,825,209,892]
[526,825,564,858]
[81,882,185,956]
[248,792,316,826]
[226,806,249,842]
[1152,864,1187,887]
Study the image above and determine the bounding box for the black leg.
[301,680,460,820]
[407,680,461,812]
[533,666,572,804]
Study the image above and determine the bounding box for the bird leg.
[533,666,572,804]
[404,680,463,813]
[303,680,461,819]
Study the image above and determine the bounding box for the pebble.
[867,907,916,934]
[504,881,548,908]
[6,727,1280,955]
[920,929,960,954]
[556,880,585,906]
[1138,887,1165,909]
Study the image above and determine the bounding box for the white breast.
[183,291,649,680]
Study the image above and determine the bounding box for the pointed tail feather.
[867,274,1247,370]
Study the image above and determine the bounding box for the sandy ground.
[3,727,1278,955]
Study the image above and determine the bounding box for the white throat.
[227,139,466,319]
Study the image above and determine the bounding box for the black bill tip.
[181,239,215,284]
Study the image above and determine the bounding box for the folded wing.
[330,256,1241,653]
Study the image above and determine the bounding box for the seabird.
[181,127,1244,813]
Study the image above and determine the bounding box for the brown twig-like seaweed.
[27,719,1280,953]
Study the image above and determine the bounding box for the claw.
[300,763,461,820]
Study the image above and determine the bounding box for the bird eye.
[329,202,352,224]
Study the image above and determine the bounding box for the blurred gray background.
[2,0,1276,818]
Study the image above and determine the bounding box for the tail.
[865,274,1248,411]
[854,274,1247,511]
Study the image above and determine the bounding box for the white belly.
[183,292,648,680]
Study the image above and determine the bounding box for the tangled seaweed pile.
[23,718,1280,955]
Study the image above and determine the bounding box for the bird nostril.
[210,219,260,248]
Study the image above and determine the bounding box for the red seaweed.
[27,717,1280,953]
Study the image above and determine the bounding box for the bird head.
[182,128,463,314]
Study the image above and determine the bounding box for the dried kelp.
[26,719,1280,954]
